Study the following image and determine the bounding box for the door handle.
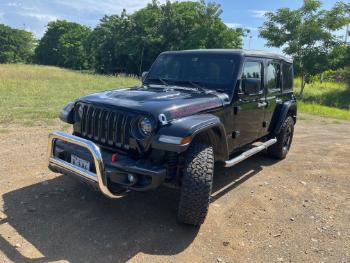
[257,102,267,108]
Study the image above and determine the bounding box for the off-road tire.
[177,141,214,226]
[268,116,294,159]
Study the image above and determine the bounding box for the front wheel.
[268,116,295,159]
[177,141,214,226]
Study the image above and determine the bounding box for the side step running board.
[224,138,277,168]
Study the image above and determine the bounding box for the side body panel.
[226,56,296,155]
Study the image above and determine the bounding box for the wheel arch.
[191,126,228,162]
[271,100,297,136]
[152,114,229,161]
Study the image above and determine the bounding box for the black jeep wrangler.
[48,49,296,226]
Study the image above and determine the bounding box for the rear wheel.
[177,141,214,226]
[268,116,294,159]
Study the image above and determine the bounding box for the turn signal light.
[180,136,192,145]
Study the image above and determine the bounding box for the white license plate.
[71,155,90,171]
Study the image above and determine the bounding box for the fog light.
[127,174,136,183]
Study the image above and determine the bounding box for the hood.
[77,85,229,121]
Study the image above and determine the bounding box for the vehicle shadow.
[212,152,279,201]
[1,153,279,263]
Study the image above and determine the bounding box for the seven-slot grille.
[77,103,134,150]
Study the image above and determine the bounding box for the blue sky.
[0,0,347,53]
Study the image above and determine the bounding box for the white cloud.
[24,13,58,22]
[225,22,242,28]
[51,0,179,15]
[251,10,269,18]
[0,0,188,37]
[7,2,21,7]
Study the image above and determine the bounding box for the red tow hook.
[111,153,118,163]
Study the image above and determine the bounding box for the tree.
[259,0,350,95]
[35,20,91,70]
[328,44,349,70]
[86,11,135,74]
[132,0,244,73]
[0,24,36,63]
[89,0,244,75]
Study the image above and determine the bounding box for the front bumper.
[47,131,166,199]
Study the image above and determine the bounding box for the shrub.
[321,69,345,82]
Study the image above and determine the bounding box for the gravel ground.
[0,115,349,263]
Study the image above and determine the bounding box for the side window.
[282,63,293,91]
[241,61,263,95]
[242,61,262,81]
[266,62,281,92]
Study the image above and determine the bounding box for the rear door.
[261,60,282,137]
[233,58,266,147]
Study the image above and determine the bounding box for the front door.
[232,59,266,147]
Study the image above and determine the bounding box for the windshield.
[145,53,241,92]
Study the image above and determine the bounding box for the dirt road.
[0,115,349,263]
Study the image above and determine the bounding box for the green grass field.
[0,64,139,125]
[0,64,349,125]
[294,78,350,120]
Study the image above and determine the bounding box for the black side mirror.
[242,78,261,95]
[142,71,149,83]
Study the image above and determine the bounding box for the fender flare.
[272,100,297,135]
[59,101,75,124]
[152,114,229,161]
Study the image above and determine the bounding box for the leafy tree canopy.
[88,0,245,74]
[259,0,350,94]
[35,20,91,70]
[0,24,36,63]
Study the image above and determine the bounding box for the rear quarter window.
[282,63,294,91]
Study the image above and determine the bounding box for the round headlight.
[139,117,153,136]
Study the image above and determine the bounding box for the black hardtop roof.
[161,49,293,63]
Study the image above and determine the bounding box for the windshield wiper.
[145,78,169,86]
[188,81,226,94]
[188,81,207,93]
[169,80,207,93]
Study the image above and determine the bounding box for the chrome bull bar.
[47,131,122,199]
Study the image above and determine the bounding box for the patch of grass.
[294,78,350,109]
[298,101,350,120]
[294,78,350,120]
[0,64,140,125]
[1,64,349,125]
[0,128,10,134]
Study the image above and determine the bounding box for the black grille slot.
[78,103,133,150]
